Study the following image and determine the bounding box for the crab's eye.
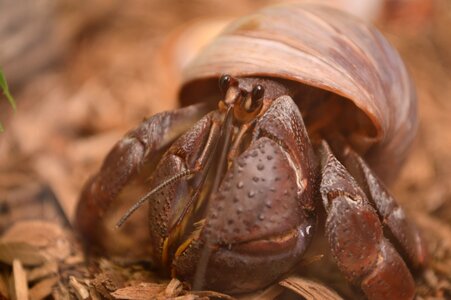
[243,84,265,113]
[251,84,265,102]
[219,74,232,93]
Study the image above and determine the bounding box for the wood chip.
[0,242,46,267]
[64,254,84,266]
[279,276,344,300]
[88,285,103,300]
[11,259,29,300]
[110,282,166,300]
[424,269,439,288]
[191,290,236,300]
[69,276,90,300]
[27,261,58,282]
[1,220,72,263]
[1,221,62,247]
[238,284,284,300]
[164,278,183,297]
[0,272,9,299]
[29,276,58,300]
[52,282,71,300]
[171,295,197,300]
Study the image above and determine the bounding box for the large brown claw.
[76,104,209,251]
[173,96,317,294]
[183,137,314,293]
[319,141,415,300]
[339,147,427,269]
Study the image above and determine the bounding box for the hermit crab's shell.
[179,3,417,183]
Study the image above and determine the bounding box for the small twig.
[11,259,28,300]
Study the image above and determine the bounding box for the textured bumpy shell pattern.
[179,3,417,183]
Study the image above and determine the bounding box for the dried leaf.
[279,276,344,300]
[11,259,29,300]
[29,276,58,300]
[111,282,165,299]
[0,242,46,266]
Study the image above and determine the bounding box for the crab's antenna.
[193,107,234,290]
[115,169,195,228]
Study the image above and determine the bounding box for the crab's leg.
[319,141,415,300]
[76,103,210,247]
[337,146,427,269]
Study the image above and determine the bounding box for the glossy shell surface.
[179,3,417,182]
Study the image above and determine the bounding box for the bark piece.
[0,242,46,267]
[69,276,90,300]
[1,221,71,263]
[279,276,344,300]
[27,261,58,282]
[29,276,58,300]
[111,282,165,300]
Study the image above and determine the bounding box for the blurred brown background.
[0,0,450,299]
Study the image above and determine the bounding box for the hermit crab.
[76,3,426,299]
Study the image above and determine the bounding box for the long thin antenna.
[193,107,234,290]
[168,122,221,232]
[115,169,195,228]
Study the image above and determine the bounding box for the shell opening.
[180,76,378,154]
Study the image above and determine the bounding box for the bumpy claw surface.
[173,96,317,293]
[320,141,416,300]
[339,147,427,269]
[76,104,209,249]
[174,137,315,293]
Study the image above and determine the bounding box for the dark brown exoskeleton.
[76,4,427,300]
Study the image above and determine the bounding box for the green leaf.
[0,68,16,111]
